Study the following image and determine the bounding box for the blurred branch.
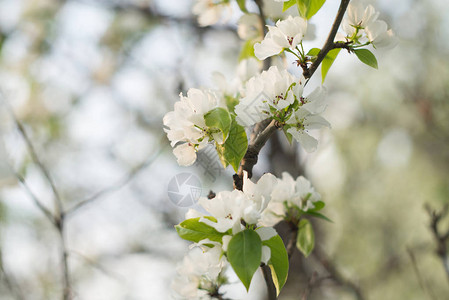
[0,249,26,300]
[261,265,276,300]
[304,0,350,80]
[0,96,72,300]
[313,247,365,300]
[406,247,438,300]
[300,272,330,300]
[66,140,169,216]
[425,204,449,281]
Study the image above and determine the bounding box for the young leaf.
[227,229,262,291]
[283,127,293,145]
[304,211,333,223]
[175,217,225,243]
[309,200,325,211]
[263,235,289,295]
[306,0,326,19]
[204,107,232,142]
[216,116,248,172]
[354,48,378,69]
[307,47,320,57]
[321,48,341,83]
[297,0,326,19]
[236,0,248,13]
[239,40,256,61]
[296,219,315,257]
[283,0,297,12]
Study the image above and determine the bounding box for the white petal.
[173,143,197,166]
[261,245,271,264]
[256,227,277,241]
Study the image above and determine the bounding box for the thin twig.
[1,95,72,300]
[406,247,438,300]
[66,142,168,216]
[424,204,449,281]
[0,249,26,300]
[12,170,57,226]
[304,0,351,80]
[313,247,365,300]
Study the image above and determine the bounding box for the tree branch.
[234,119,279,190]
[304,0,351,79]
[425,204,449,281]
[313,247,365,300]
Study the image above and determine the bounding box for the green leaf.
[306,0,326,19]
[321,48,341,83]
[283,127,293,145]
[204,107,232,142]
[239,40,256,61]
[263,235,289,295]
[175,217,225,243]
[309,200,325,212]
[283,0,297,12]
[304,211,333,223]
[307,47,320,57]
[353,48,378,69]
[297,0,326,19]
[227,229,262,291]
[216,116,248,172]
[296,219,315,257]
[236,0,248,12]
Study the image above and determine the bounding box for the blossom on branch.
[172,244,228,299]
[254,16,308,60]
[261,172,322,227]
[235,66,303,126]
[192,0,232,27]
[163,88,224,166]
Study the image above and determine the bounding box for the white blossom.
[341,0,396,48]
[254,16,308,60]
[235,66,303,126]
[172,244,227,299]
[187,172,277,234]
[192,0,231,27]
[261,173,322,227]
[163,88,223,166]
[285,87,330,152]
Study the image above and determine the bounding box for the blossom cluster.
[172,172,323,299]
[339,0,396,48]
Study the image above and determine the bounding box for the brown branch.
[261,265,277,300]
[234,119,279,190]
[304,0,351,79]
[425,204,449,281]
[313,247,365,300]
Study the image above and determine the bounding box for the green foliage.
[296,219,315,257]
[216,116,248,172]
[307,47,320,57]
[297,0,327,19]
[175,217,225,243]
[236,0,248,13]
[354,48,378,69]
[204,107,232,142]
[321,48,341,83]
[283,0,297,12]
[263,235,289,295]
[239,40,256,61]
[227,229,262,291]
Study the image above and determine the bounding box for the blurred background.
[0,0,448,299]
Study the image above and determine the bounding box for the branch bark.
[304,0,351,79]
